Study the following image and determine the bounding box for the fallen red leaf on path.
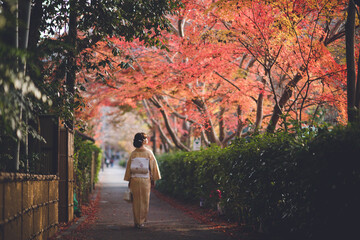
[50,186,102,240]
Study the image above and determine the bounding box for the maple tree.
[211,0,348,130]
[78,0,352,151]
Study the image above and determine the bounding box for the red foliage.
[77,0,349,146]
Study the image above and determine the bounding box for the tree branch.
[192,97,221,145]
[150,96,191,151]
[143,99,175,150]
[214,71,241,92]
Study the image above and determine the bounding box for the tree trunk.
[18,0,31,51]
[254,77,266,130]
[150,97,190,151]
[356,4,360,118]
[356,51,360,112]
[152,119,175,149]
[178,17,186,38]
[219,107,225,142]
[65,0,78,130]
[7,0,32,171]
[192,98,221,145]
[201,130,211,146]
[236,106,245,138]
[159,133,170,153]
[346,0,357,123]
[142,99,175,150]
[152,127,157,155]
[158,108,190,151]
[266,71,304,132]
[18,0,32,172]
[28,0,43,51]
[221,106,244,147]
[181,118,191,149]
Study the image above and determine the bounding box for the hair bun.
[133,132,147,148]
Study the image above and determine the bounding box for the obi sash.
[130,157,150,178]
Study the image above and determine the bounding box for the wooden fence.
[0,173,59,240]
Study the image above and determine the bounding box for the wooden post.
[58,128,74,223]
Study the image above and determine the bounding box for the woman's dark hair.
[133,132,147,148]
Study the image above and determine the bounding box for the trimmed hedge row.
[155,125,360,239]
[74,135,102,204]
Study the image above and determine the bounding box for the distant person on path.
[124,132,161,229]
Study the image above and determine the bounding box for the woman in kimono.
[124,132,161,229]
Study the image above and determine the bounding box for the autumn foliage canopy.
[77,0,349,150]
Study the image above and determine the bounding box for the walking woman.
[124,132,161,229]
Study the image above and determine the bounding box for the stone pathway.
[57,161,235,240]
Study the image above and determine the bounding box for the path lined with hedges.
[57,161,235,240]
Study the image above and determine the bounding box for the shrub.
[74,135,101,204]
[155,124,360,239]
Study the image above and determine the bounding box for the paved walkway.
[61,161,235,240]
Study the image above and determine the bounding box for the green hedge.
[155,125,360,239]
[74,135,102,204]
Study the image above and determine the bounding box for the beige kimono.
[124,147,161,226]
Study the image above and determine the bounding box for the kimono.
[124,147,161,226]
